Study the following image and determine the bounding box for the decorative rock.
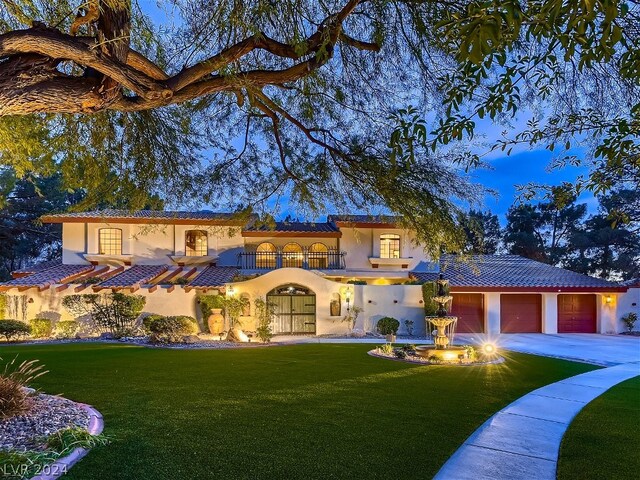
[227,327,250,343]
[182,335,200,344]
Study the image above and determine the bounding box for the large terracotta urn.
[207,308,225,335]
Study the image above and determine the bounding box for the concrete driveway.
[457,333,640,366]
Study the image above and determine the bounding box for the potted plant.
[376,317,400,342]
[198,295,226,335]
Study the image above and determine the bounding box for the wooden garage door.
[558,294,597,333]
[451,293,484,333]
[500,294,542,333]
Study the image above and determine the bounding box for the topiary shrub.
[142,314,164,335]
[149,316,198,343]
[29,318,53,338]
[0,320,30,342]
[376,317,400,335]
[55,320,79,339]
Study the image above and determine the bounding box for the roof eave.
[41,216,245,226]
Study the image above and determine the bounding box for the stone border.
[30,404,104,480]
[367,349,505,366]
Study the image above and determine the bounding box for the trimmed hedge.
[142,314,164,334]
[149,316,198,343]
[0,320,30,341]
[376,317,400,335]
[29,318,53,338]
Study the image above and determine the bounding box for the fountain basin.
[415,345,469,362]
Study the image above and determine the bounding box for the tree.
[504,186,588,265]
[0,170,84,279]
[569,189,640,280]
[0,1,638,253]
[459,210,501,254]
[503,204,546,261]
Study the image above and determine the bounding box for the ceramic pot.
[207,308,225,335]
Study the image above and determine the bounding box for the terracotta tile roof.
[11,258,62,276]
[411,255,625,292]
[243,221,341,237]
[0,264,94,290]
[622,278,640,287]
[42,210,250,225]
[98,265,169,288]
[328,214,400,226]
[188,267,239,288]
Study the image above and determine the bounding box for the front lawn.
[558,376,640,480]
[1,343,597,479]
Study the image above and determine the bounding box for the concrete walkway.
[434,361,640,480]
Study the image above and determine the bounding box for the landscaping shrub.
[62,293,146,337]
[346,280,367,285]
[254,297,275,342]
[142,314,164,334]
[0,293,6,320]
[149,316,198,343]
[29,318,53,338]
[55,320,79,339]
[0,356,47,419]
[376,317,400,335]
[0,320,30,342]
[621,312,638,333]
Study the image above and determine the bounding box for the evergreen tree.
[459,210,501,254]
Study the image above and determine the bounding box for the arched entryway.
[267,284,316,334]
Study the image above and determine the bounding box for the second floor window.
[185,230,208,256]
[99,228,122,255]
[380,234,400,258]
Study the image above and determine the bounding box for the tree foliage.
[458,209,501,254]
[0,0,638,255]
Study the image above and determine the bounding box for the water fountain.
[415,275,468,362]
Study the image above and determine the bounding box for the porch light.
[227,286,235,296]
[605,295,612,304]
[345,289,352,311]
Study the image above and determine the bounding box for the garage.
[558,294,597,333]
[451,293,484,333]
[500,294,542,333]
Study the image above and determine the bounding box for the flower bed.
[368,344,504,366]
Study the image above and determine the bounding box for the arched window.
[256,242,277,269]
[282,242,303,268]
[99,228,122,255]
[308,242,328,269]
[380,233,400,259]
[185,230,208,256]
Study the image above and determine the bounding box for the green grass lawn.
[558,376,640,480]
[1,343,598,480]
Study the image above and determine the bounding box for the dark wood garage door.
[558,294,597,333]
[500,294,542,333]
[451,293,484,333]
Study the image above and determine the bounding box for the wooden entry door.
[268,294,316,334]
[451,293,484,333]
[500,294,542,333]
[558,294,597,333]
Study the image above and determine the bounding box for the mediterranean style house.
[0,210,637,337]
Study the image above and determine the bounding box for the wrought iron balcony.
[237,250,346,270]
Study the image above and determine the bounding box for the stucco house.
[0,210,635,336]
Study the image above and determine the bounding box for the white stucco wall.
[617,287,640,332]
[339,227,429,271]
[63,222,244,266]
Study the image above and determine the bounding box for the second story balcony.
[238,249,346,270]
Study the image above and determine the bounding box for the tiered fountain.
[415,275,468,361]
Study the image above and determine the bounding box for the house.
[0,210,633,336]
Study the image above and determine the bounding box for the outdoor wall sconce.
[345,289,352,311]
[226,286,235,296]
[419,300,423,304]
[605,295,612,304]
[27,298,34,303]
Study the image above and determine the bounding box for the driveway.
[457,333,640,366]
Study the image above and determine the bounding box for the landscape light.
[482,343,497,355]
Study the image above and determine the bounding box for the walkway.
[434,361,640,480]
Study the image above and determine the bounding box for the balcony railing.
[238,250,346,270]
